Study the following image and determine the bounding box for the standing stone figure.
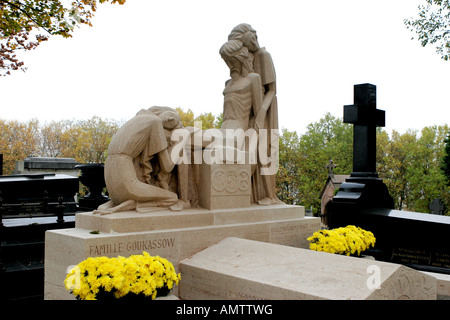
[94,106,188,214]
[224,23,281,205]
[219,39,263,132]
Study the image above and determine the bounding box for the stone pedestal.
[44,204,320,300]
[198,163,251,210]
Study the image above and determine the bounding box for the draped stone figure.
[94,106,190,214]
[223,23,281,205]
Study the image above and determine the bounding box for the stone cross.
[344,84,385,176]
[326,160,337,175]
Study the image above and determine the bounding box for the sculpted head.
[228,23,259,53]
[159,110,181,130]
[219,40,254,76]
[137,106,182,130]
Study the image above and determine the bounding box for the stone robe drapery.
[96,111,178,214]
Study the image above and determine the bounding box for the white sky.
[0,0,449,135]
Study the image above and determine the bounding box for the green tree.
[297,113,353,214]
[404,0,450,61]
[377,129,417,210]
[406,125,449,212]
[214,113,224,128]
[276,113,353,213]
[441,131,450,213]
[378,125,449,213]
[276,128,301,204]
[0,0,126,75]
[442,131,450,183]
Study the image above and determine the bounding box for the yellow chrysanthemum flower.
[308,225,376,256]
[64,251,181,300]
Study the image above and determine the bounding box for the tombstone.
[327,83,450,275]
[326,159,337,176]
[430,198,445,215]
[327,84,394,227]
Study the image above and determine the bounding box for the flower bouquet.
[64,251,181,300]
[307,225,376,256]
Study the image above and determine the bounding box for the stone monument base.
[179,237,437,300]
[44,204,320,300]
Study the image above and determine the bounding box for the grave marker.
[430,198,445,215]
[328,83,450,275]
[344,83,385,176]
[327,83,394,215]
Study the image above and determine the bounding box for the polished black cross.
[344,83,385,176]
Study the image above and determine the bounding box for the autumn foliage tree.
[0,118,40,173]
[0,117,120,174]
[0,0,126,75]
[176,107,222,129]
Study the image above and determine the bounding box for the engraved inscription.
[89,237,176,257]
[391,247,450,268]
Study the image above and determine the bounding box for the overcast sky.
[1,0,449,135]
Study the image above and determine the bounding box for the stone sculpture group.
[95,23,281,215]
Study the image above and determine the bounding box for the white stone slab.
[179,237,437,300]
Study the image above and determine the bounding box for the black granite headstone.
[327,83,394,214]
[344,83,385,176]
[342,208,450,274]
[327,83,450,274]
[430,198,445,215]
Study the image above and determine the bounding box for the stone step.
[75,204,305,233]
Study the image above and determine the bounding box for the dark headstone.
[344,83,385,176]
[340,208,450,274]
[430,198,445,215]
[326,159,337,176]
[327,83,394,217]
[327,83,450,274]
